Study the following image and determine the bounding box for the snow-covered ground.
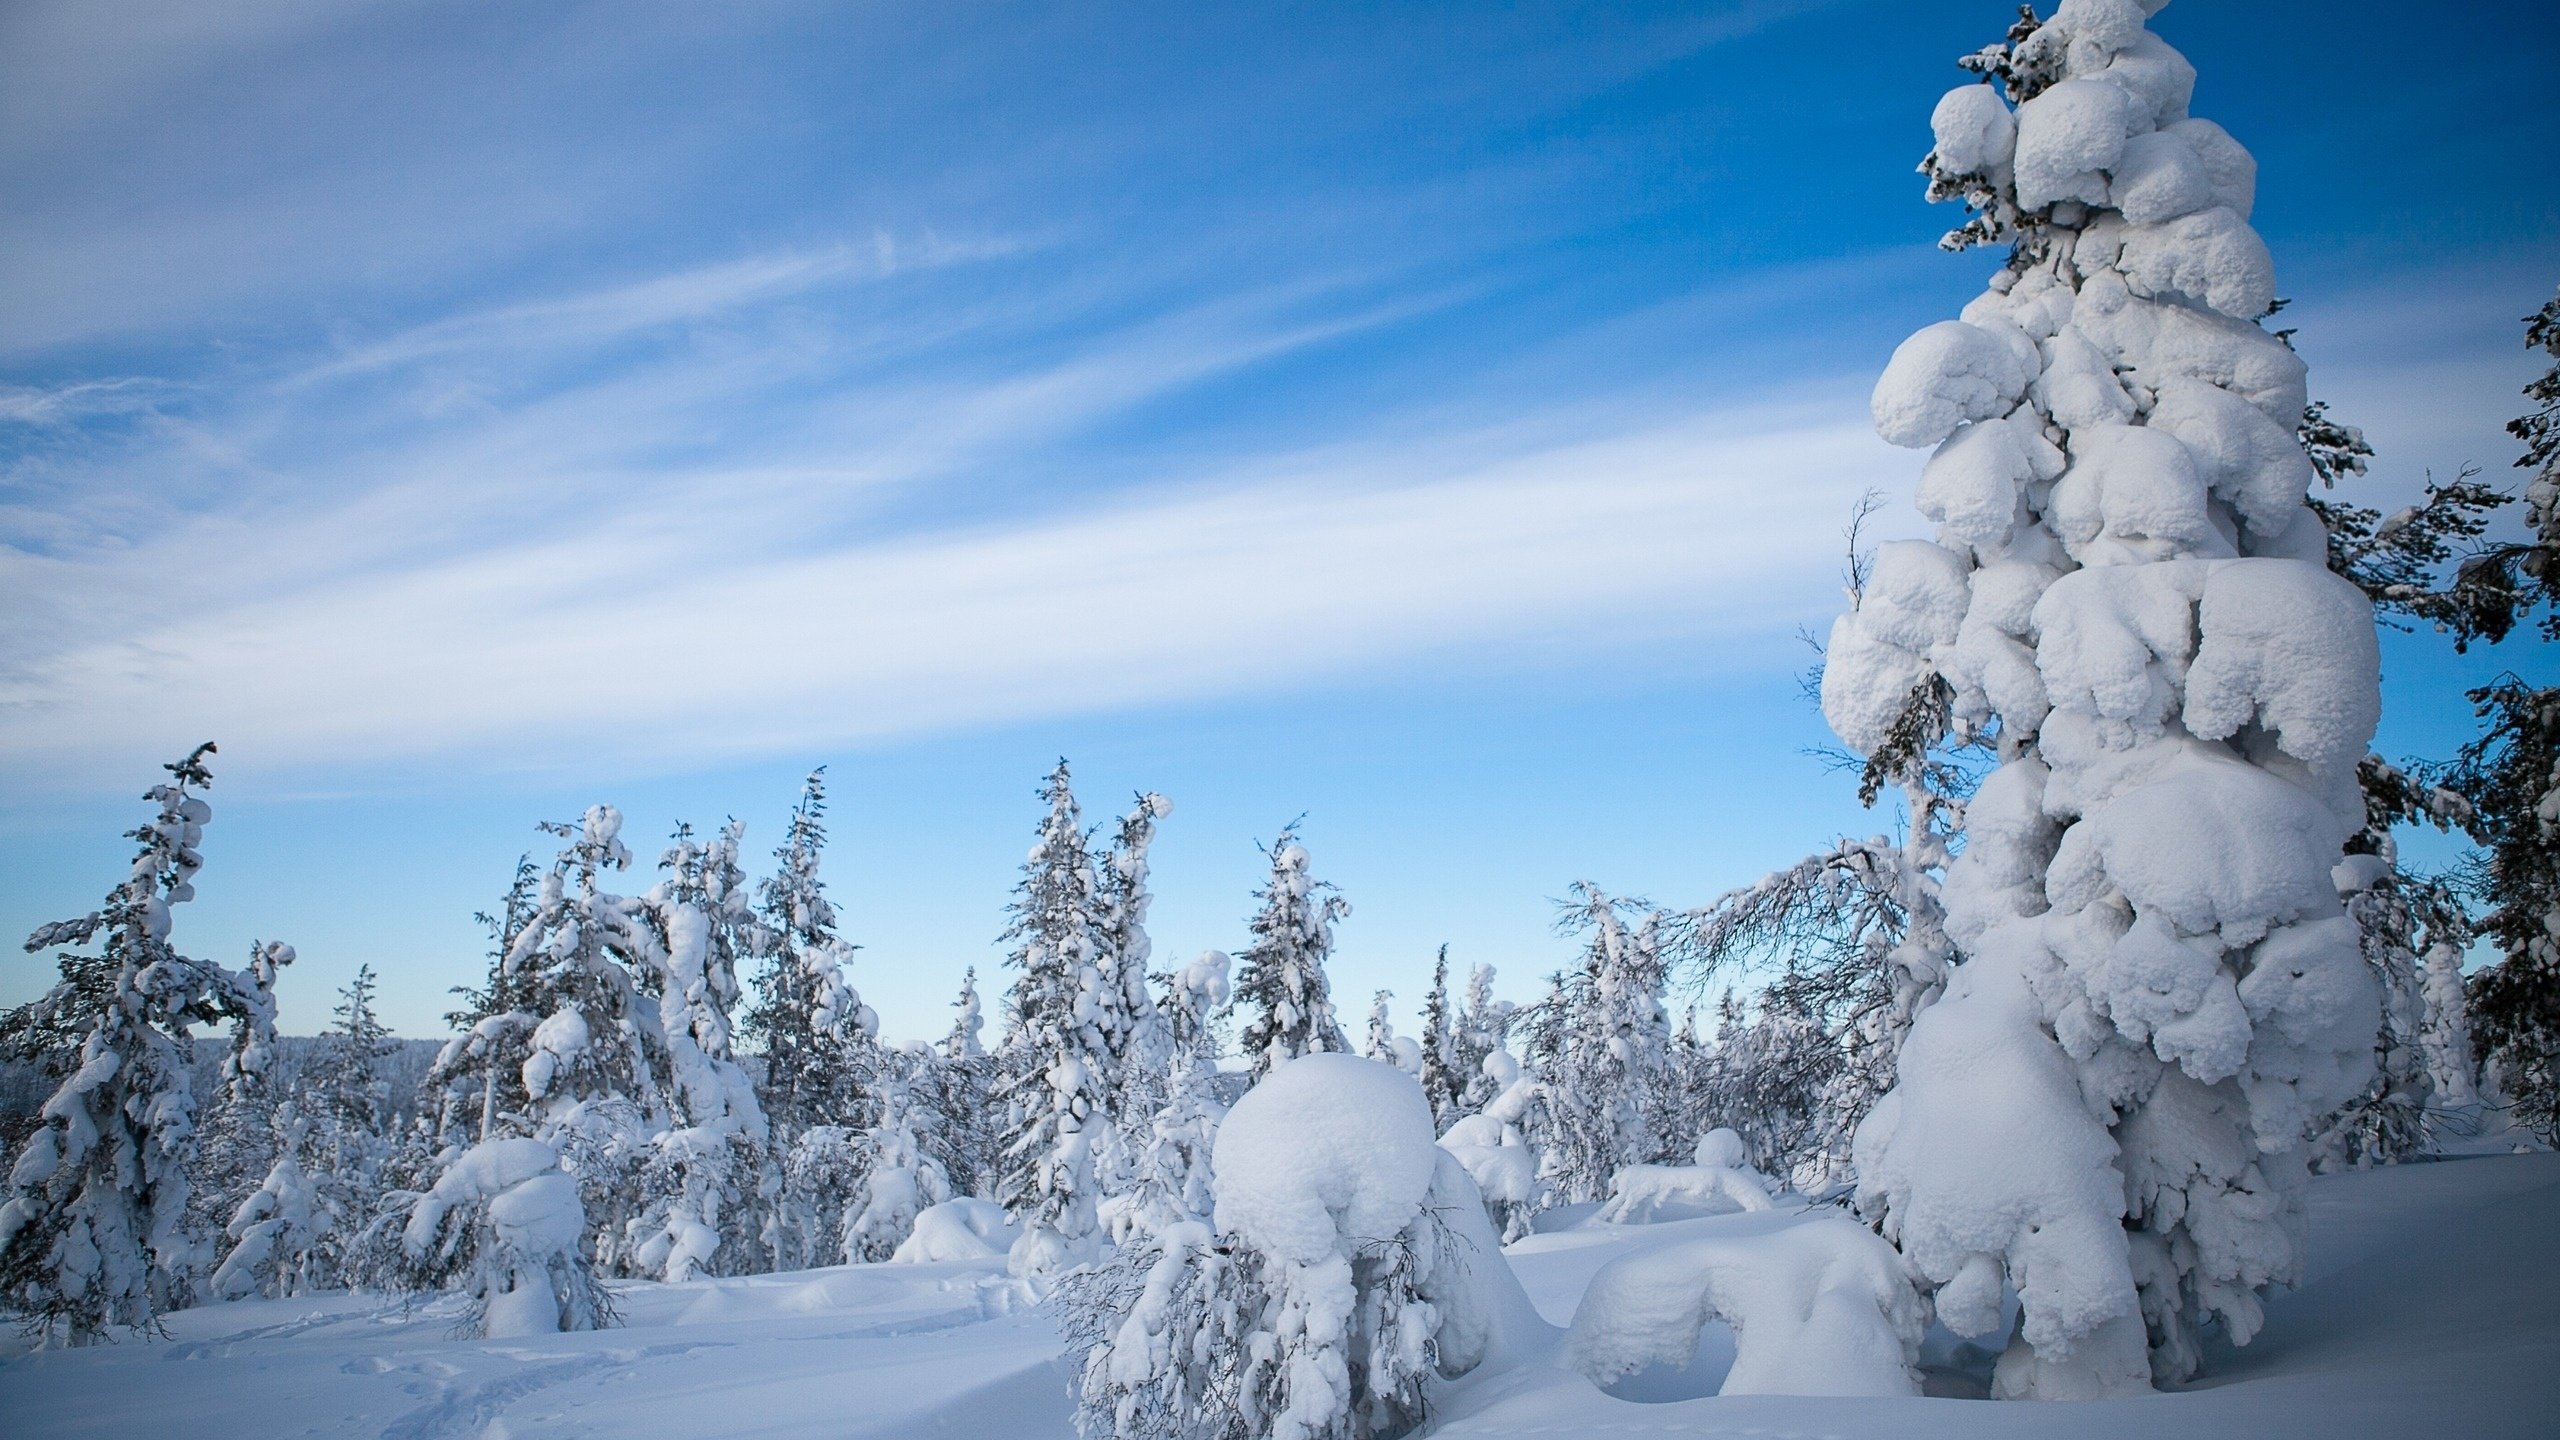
[5,1152,2553,1439]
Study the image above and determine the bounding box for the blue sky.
[3,0,2555,1042]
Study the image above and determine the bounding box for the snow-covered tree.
[1231,826,1351,1079]
[1836,3,2387,1395]
[318,965,399,1140]
[1450,962,1514,1119]
[1107,1039,1226,1245]
[0,747,290,1344]
[1530,887,1675,1203]
[432,809,672,1276]
[1157,950,1232,1075]
[398,1136,612,1337]
[2457,678,2560,1143]
[210,1101,334,1301]
[1094,793,1175,1118]
[1416,947,1463,1128]
[626,820,774,1282]
[840,1058,954,1263]
[768,1125,866,1272]
[994,762,1115,1280]
[425,857,541,1148]
[1058,1055,1532,1440]
[916,967,1000,1199]
[1360,990,1420,1074]
[747,770,878,1142]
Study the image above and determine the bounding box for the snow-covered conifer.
[1231,826,1351,1079]
[916,967,1000,1198]
[0,747,289,1344]
[1416,946,1463,1128]
[2456,679,2560,1143]
[1837,2,2387,1394]
[425,857,542,1147]
[1094,793,1175,1117]
[399,1136,612,1337]
[994,762,1116,1281]
[1536,886,1673,1201]
[840,1058,954,1263]
[747,770,878,1142]
[626,819,775,1282]
[1360,990,1420,1074]
[1449,962,1517,1122]
[1060,1055,1534,1440]
[1158,950,1232,1073]
[211,1101,334,1301]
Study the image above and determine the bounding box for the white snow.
[3,1153,2545,1437]
[1564,1214,1921,1397]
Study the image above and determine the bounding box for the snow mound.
[1564,1215,1922,1398]
[892,1197,1017,1264]
[1212,1051,1440,1265]
[1594,1163,1774,1225]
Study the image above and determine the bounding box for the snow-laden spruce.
[0,746,290,1346]
[399,1136,612,1337]
[748,769,878,1147]
[1232,826,1352,1078]
[1831,0,2386,1397]
[995,762,1118,1283]
[1058,1054,1539,1440]
[1535,885,1673,1204]
[628,819,775,1282]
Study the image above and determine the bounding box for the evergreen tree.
[1536,886,1675,1202]
[629,819,775,1281]
[1451,962,1514,1119]
[210,1101,335,1301]
[918,967,1000,1198]
[1839,4,2390,1394]
[840,1059,954,1263]
[2455,679,2560,1143]
[748,770,878,1141]
[1416,946,1462,1129]
[1231,825,1351,1079]
[0,747,289,1344]
[994,761,1115,1280]
[425,857,541,1147]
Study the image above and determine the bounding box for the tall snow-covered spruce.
[1231,826,1352,1079]
[995,761,1116,1282]
[0,746,289,1345]
[1831,0,2385,1397]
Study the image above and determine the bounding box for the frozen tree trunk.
[1833,0,2384,1396]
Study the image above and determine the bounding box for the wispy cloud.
[0,394,1887,789]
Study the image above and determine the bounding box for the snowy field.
[5,1151,2551,1440]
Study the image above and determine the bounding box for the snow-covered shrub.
[398,1136,612,1337]
[841,1064,953,1263]
[0,747,289,1345]
[1232,827,1353,1078]
[1836,0,2386,1397]
[1107,1037,1227,1244]
[768,1124,867,1271]
[1565,1215,1923,1398]
[210,1102,335,1300]
[1436,1048,1546,1241]
[1062,1054,1535,1440]
[890,1196,1017,1264]
[1594,1130,1778,1224]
